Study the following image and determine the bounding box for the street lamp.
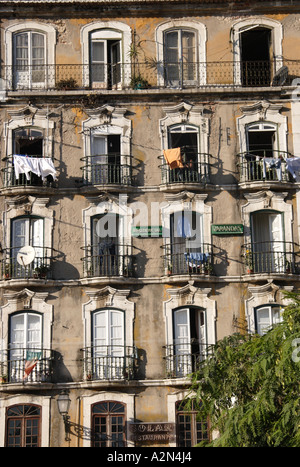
[57,391,71,441]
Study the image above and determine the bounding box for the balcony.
[163,341,213,378]
[81,345,137,382]
[1,156,57,190]
[163,243,214,276]
[81,243,133,279]
[80,155,132,187]
[1,59,298,92]
[0,347,53,384]
[159,153,210,187]
[237,150,295,185]
[241,241,299,275]
[1,247,54,281]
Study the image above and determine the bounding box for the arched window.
[10,216,46,279]
[9,311,42,382]
[255,304,283,335]
[171,307,207,377]
[92,309,125,380]
[81,21,132,89]
[5,22,56,90]
[92,401,126,447]
[5,404,41,447]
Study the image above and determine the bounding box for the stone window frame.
[245,281,293,333]
[155,20,207,87]
[163,282,216,360]
[0,288,54,388]
[159,101,210,155]
[231,17,283,86]
[3,197,54,258]
[80,21,132,88]
[4,104,55,160]
[82,105,132,181]
[241,190,293,247]
[0,394,51,447]
[82,286,135,354]
[4,21,57,90]
[237,100,288,155]
[81,391,135,447]
[161,191,212,276]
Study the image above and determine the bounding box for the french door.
[9,312,42,382]
[92,309,125,380]
[173,308,206,377]
[251,211,284,273]
[90,38,121,89]
[11,217,44,276]
[13,32,45,89]
[165,29,197,86]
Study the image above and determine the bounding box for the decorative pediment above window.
[3,288,49,310]
[85,286,133,308]
[239,100,284,119]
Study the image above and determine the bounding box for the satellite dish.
[17,246,35,266]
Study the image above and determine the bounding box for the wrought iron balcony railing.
[81,345,137,381]
[237,150,295,184]
[81,243,133,278]
[1,59,298,91]
[163,243,214,276]
[159,153,211,185]
[80,154,132,186]
[1,247,53,280]
[0,347,53,384]
[1,155,56,189]
[241,241,299,274]
[163,341,213,378]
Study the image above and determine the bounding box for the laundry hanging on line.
[286,157,300,182]
[13,155,57,181]
[163,147,184,169]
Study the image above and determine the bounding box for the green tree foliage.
[188,291,300,447]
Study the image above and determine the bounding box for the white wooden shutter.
[269,213,284,271]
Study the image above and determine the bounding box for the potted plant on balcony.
[34,264,50,279]
[167,263,172,276]
[3,264,11,280]
[244,248,253,274]
[56,77,78,90]
[130,74,149,90]
[0,374,7,384]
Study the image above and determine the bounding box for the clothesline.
[13,155,57,181]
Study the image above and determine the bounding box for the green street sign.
[132,226,162,237]
[211,224,244,235]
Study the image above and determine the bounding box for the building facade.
[0,0,299,447]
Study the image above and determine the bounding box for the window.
[90,213,126,277]
[92,309,125,380]
[250,210,285,273]
[13,31,45,89]
[240,27,271,87]
[82,106,132,187]
[231,18,283,86]
[5,404,41,447]
[90,131,121,184]
[164,29,197,86]
[90,30,121,89]
[167,307,207,377]
[169,211,209,275]
[9,312,43,382]
[92,401,126,447]
[255,305,283,335]
[176,400,209,447]
[156,21,206,87]
[5,22,56,91]
[10,216,46,278]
